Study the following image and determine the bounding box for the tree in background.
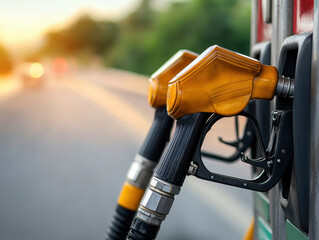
[104,0,155,73]
[106,0,251,75]
[42,15,117,58]
[0,43,13,75]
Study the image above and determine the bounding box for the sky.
[0,0,141,49]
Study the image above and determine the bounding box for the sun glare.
[29,63,44,78]
[0,0,139,49]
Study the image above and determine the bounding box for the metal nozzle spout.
[275,75,294,98]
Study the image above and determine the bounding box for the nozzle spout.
[275,75,294,98]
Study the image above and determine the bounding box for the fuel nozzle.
[167,45,293,119]
[106,50,197,240]
[148,50,198,109]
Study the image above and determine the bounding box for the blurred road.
[0,69,253,240]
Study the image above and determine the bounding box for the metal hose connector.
[136,177,181,226]
[126,155,157,189]
[275,75,294,98]
[127,178,181,240]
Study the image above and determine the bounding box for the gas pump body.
[251,0,316,239]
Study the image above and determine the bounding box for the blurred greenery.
[107,0,251,75]
[0,43,13,75]
[42,15,118,57]
[41,0,251,75]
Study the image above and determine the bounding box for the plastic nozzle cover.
[167,45,278,119]
[148,50,198,109]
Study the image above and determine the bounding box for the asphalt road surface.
[0,69,253,240]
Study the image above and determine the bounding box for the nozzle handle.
[138,106,174,162]
[154,113,211,185]
[127,113,210,240]
[106,107,173,240]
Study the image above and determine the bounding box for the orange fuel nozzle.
[148,50,198,109]
[167,45,288,119]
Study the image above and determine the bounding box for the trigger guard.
[192,110,293,192]
[193,111,274,192]
[201,113,256,163]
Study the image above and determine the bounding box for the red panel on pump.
[293,0,314,34]
[257,0,272,42]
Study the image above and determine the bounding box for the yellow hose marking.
[242,219,254,240]
[117,182,145,211]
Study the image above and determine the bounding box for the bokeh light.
[52,57,69,75]
[29,63,44,78]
